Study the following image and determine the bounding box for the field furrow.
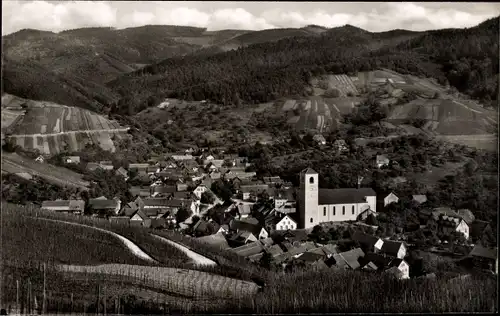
[36,136,44,152]
[69,132,78,151]
[47,135,58,154]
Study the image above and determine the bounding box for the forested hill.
[108,17,499,115]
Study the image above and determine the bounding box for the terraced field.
[2,97,129,154]
[281,96,362,132]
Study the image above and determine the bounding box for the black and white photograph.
[0,1,498,314]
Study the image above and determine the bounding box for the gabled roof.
[273,188,296,201]
[41,200,85,211]
[141,198,171,207]
[89,199,119,209]
[352,231,383,248]
[196,232,230,249]
[172,191,195,200]
[193,219,210,232]
[469,245,497,260]
[230,219,265,236]
[129,186,151,197]
[265,244,284,257]
[385,192,398,200]
[153,185,176,194]
[130,209,148,221]
[457,209,475,225]
[380,240,405,257]
[338,248,365,269]
[318,188,376,205]
[432,207,460,220]
[470,220,491,237]
[360,252,392,269]
[240,184,270,193]
[232,239,264,257]
[237,204,252,216]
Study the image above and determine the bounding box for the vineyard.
[281,96,362,133]
[1,152,90,189]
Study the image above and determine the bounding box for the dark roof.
[130,209,148,221]
[41,200,85,210]
[129,186,151,197]
[352,231,382,248]
[301,168,317,175]
[196,232,230,249]
[230,219,265,236]
[142,198,171,207]
[193,219,210,232]
[232,240,264,257]
[172,191,194,200]
[471,220,491,238]
[265,244,284,257]
[380,240,405,257]
[297,252,324,263]
[273,188,296,201]
[150,218,167,229]
[89,199,119,209]
[318,188,376,205]
[153,185,176,194]
[457,209,475,225]
[469,245,497,260]
[339,248,365,269]
[240,184,270,193]
[360,253,392,269]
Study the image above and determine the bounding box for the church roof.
[302,168,317,175]
[318,188,376,205]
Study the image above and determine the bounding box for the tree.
[201,191,216,204]
[366,214,378,226]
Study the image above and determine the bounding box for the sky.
[2,1,499,36]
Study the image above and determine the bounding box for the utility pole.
[42,263,46,314]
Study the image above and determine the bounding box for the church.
[299,168,377,229]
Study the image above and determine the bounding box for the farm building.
[196,232,230,250]
[467,245,498,274]
[384,192,399,207]
[299,168,376,229]
[431,207,470,240]
[239,184,271,201]
[273,214,298,231]
[41,200,85,213]
[230,219,269,240]
[89,198,121,215]
[64,156,81,164]
[327,248,365,270]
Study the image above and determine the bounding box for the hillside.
[2,93,129,155]
[107,17,498,114]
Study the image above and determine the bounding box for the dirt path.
[150,234,217,266]
[30,217,157,263]
[8,127,129,138]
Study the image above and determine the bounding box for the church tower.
[299,168,319,229]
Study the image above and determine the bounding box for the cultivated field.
[1,152,90,189]
[386,98,497,135]
[59,264,260,299]
[280,96,362,132]
[2,94,128,155]
[310,75,359,97]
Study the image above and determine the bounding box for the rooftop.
[318,188,376,205]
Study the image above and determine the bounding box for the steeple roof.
[302,168,317,175]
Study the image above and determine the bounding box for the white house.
[381,240,407,259]
[35,155,45,163]
[275,215,298,231]
[384,192,399,207]
[64,156,81,164]
[193,184,208,199]
[299,168,377,229]
[388,258,410,279]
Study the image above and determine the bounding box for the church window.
[333,207,336,216]
[323,207,326,216]
[352,205,355,214]
[342,206,345,215]
[309,176,314,184]
[310,218,313,223]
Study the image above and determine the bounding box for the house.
[236,203,252,218]
[41,200,85,214]
[273,188,296,209]
[263,176,283,185]
[99,161,114,170]
[129,186,151,198]
[108,216,130,226]
[192,219,213,236]
[64,156,80,164]
[232,240,265,257]
[229,219,269,240]
[412,194,427,204]
[274,214,298,231]
[295,252,325,265]
[359,252,391,271]
[217,224,229,235]
[120,201,139,215]
[328,248,365,270]
[86,162,102,172]
[231,230,258,245]
[384,266,405,279]
[151,185,176,197]
[384,192,399,207]
[333,139,348,153]
[193,184,208,199]
[358,208,376,221]
[431,207,470,240]
[352,231,384,253]
[387,258,410,279]
[376,155,390,168]
[457,209,475,226]
[176,181,189,192]
[129,209,151,228]
[380,240,407,259]
[239,184,270,201]
[171,154,193,161]
[312,134,326,146]
[89,198,121,215]
[468,245,498,274]
[35,155,45,163]
[115,167,129,180]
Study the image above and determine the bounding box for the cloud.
[2,1,499,35]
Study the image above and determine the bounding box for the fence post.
[16,280,19,315]
[42,262,47,314]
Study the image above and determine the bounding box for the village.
[39,146,498,280]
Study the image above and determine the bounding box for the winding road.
[29,217,156,263]
[151,234,217,266]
